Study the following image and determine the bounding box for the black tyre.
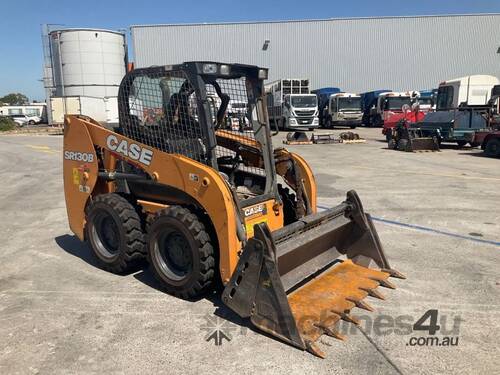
[325,117,332,129]
[28,120,35,125]
[397,139,409,152]
[388,139,396,150]
[308,128,314,131]
[278,184,298,226]
[350,125,357,129]
[148,205,215,299]
[85,194,146,273]
[456,140,467,147]
[485,138,500,158]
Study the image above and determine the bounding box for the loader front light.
[220,64,231,75]
[258,69,268,80]
[202,63,217,74]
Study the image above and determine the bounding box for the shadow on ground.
[54,234,145,275]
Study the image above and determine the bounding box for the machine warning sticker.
[72,168,80,185]
[245,218,268,238]
[79,185,91,194]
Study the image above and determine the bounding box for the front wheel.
[147,206,215,299]
[28,120,35,125]
[350,125,357,129]
[456,140,467,147]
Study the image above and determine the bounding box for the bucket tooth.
[360,287,386,300]
[370,277,396,290]
[346,297,375,312]
[381,268,406,279]
[316,324,347,341]
[333,311,360,326]
[305,340,325,359]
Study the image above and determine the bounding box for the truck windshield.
[418,98,433,106]
[385,97,412,110]
[291,96,317,108]
[338,97,361,111]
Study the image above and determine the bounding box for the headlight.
[258,69,268,80]
[202,63,217,74]
[220,64,230,75]
[289,118,297,124]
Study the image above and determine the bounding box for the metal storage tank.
[49,28,127,98]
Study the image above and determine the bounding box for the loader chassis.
[63,61,403,357]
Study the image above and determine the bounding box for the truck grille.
[295,110,315,117]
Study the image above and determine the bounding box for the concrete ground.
[0,129,498,374]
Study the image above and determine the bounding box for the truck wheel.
[456,140,467,147]
[278,184,298,226]
[147,205,215,299]
[85,194,147,273]
[325,117,332,129]
[350,125,357,129]
[485,138,500,158]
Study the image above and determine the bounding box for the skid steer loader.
[63,62,404,357]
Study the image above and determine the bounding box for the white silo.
[47,28,127,124]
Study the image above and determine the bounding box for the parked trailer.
[50,96,119,126]
[265,79,319,130]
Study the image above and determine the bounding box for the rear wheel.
[147,206,215,299]
[350,125,357,129]
[85,194,146,273]
[456,140,467,147]
[485,138,500,157]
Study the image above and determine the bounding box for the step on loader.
[63,62,404,357]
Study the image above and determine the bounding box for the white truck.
[265,79,319,130]
[324,93,362,129]
[420,75,500,146]
[435,75,500,110]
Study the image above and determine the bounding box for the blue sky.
[1,0,499,101]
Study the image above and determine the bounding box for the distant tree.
[0,93,29,105]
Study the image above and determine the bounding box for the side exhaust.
[222,191,404,357]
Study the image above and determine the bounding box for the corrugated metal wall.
[131,14,500,92]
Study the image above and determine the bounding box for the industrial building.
[131,14,500,93]
[42,27,127,124]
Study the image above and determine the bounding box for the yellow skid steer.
[63,62,404,357]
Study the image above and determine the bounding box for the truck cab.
[377,91,417,126]
[326,93,362,128]
[266,79,319,130]
[282,94,319,130]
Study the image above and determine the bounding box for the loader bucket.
[406,137,440,152]
[222,190,404,357]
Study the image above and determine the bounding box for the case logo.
[106,135,153,166]
[243,203,267,218]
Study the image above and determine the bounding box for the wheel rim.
[155,229,193,281]
[92,210,120,259]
